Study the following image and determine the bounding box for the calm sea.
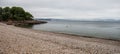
[26,20,120,40]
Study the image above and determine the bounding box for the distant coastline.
[34,18,120,22]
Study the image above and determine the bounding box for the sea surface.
[26,20,120,40]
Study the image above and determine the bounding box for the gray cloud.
[0,0,120,19]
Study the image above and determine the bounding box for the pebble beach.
[0,23,120,54]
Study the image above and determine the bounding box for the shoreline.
[26,28,120,46]
[16,22,120,41]
[1,20,47,25]
[0,23,120,54]
[54,32,120,41]
[27,28,120,42]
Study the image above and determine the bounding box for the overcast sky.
[0,0,120,20]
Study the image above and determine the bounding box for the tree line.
[0,6,33,21]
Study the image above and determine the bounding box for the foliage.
[25,12,33,20]
[0,7,2,21]
[0,6,33,21]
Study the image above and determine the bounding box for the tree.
[10,6,33,21]
[25,12,33,20]
[0,6,33,21]
[2,7,11,21]
[0,7,2,21]
[0,7,2,15]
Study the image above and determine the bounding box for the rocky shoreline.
[0,23,120,54]
[1,20,47,26]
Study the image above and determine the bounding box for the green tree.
[0,6,33,21]
[0,7,2,21]
[2,7,11,21]
[11,7,25,21]
[25,12,33,20]
[10,6,33,21]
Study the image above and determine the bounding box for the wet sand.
[0,23,120,54]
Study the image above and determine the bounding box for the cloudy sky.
[0,0,120,20]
